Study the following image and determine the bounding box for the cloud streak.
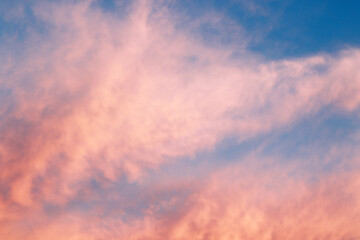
[0,0,360,239]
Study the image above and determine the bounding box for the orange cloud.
[149,161,360,240]
[3,157,359,240]
[0,0,360,239]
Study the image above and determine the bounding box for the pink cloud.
[149,161,360,240]
[2,157,359,240]
[0,0,360,238]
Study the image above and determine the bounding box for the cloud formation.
[0,0,360,239]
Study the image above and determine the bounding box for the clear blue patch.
[173,0,360,59]
[90,0,131,17]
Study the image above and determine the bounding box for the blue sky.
[173,0,360,58]
[2,0,360,58]
[1,1,360,239]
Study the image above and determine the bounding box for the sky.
[0,0,360,239]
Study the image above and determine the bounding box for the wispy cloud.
[0,0,359,239]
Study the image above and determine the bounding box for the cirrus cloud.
[0,0,360,239]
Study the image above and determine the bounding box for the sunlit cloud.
[0,0,359,239]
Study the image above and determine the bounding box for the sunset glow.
[1,1,360,239]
